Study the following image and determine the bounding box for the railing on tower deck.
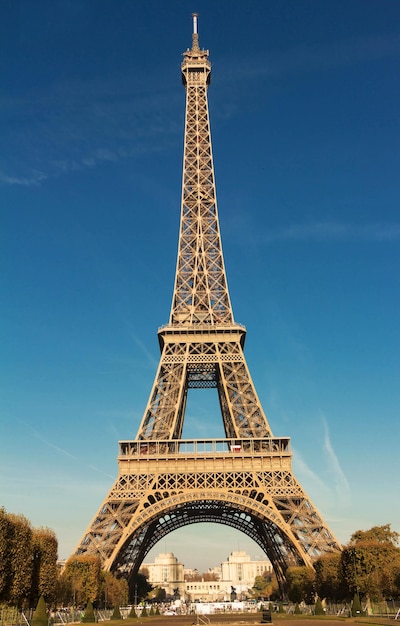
[118,437,291,459]
[158,321,247,333]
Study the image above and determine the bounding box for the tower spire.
[192,12,199,52]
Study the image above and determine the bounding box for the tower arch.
[106,491,315,592]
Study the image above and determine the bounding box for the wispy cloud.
[221,33,400,84]
[322,416,351,507]
[235,219,400,245]
[263,220,400,243]
[88,464,115,480]
[0,70,181,186]
[3,30,398,188]
[15,418,115,481]
[292,416,351,512]
[292,448,327,493]
[0,170,48,186]
[17,418,76,459]
[129,333,159,370]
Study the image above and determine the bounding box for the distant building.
[142,550,272,602]
[142,552,185,597]
[220,551,272,599]
[184,579,224,602]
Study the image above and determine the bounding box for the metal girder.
[136,336,272,440]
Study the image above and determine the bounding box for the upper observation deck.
[119,437,291,459]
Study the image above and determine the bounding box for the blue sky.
[1,0,399,572]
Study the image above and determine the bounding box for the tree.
[341,525,400,601]
[314,597,324,615]
[381,562,400,599]
[394,568,400,597]
[286,567,315,604]
[184,571,202,582]
[0,509,59,607]
[314,553,344,601]
[31,595,48,626]
[0,508,13,602]
[101,572,128,608]
[251,572,279,600]
[351,525,399,546]
[81,600,96,623]
[152,587,166,602]
[138,567,149,579]
[130,573,152,603]
[110,605,122,619]
[9,513,33,607]
[31,528,58,605]
[61,555,102,606]
[203,572,219,581]
[146,586,157,603]
[252,575,267,598]
[351,592,362,616]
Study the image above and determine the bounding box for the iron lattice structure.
[73,16,341,593]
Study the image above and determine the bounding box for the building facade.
[143,552,185,598]
[220,551,272,599]
[142,550,272,602]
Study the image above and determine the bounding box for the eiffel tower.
[73,15,341,594]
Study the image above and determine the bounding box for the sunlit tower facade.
[72,15,341,595]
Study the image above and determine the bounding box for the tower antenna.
[192,12,198,34]
[192,13,199,52]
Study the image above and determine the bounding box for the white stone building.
[220,550,272,599]
[142,552,185,597]
[142,550,272,602]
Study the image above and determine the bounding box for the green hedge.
[81,600,96,623]
[31,596,48,626]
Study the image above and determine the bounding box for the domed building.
[144,552,185,598]
[142,550,272,602]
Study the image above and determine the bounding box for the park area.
[89,616,398,626]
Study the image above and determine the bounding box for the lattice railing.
[119,437,291,458]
